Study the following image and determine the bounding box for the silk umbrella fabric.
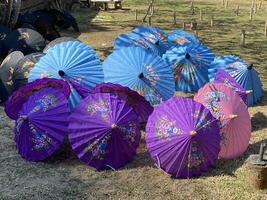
[194,83,251,160]
[28,41,103,108]
[3,28,46,54]
[114,33,160,56]
[12,52,45,90]
[132,26,170,56]
[208,55,263,106]
[163,42,214,93]
[68,93,141,170]
[167,29,199,48]
[103,47,175,105]
[0,51,24,93]
[146,97,221,178]
[214,69,248,104]
[15,88,70,161]
[5,78,70,120]
[43,37,80,53]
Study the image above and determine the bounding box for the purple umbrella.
[146,97,221,178]
[15,88,70,161]
[214,69,250,104]
[5,78,70,120]
[68,93,141,170]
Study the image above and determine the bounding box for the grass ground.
[1,0,267,199]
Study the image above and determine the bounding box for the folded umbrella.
[14,88,70,161]
[163,42,214,92]
[103,47,175,105]
[167,29,199,48]
[69,93,141,170]
[146,97,221,178]
[5,78,70,120]
[194,83,251,159]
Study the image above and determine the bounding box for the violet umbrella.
[68,93,141,170]
[146,97,221,178]
[15,88,70,161]
[5,78,70,120]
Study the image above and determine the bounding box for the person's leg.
[0,79,8,103]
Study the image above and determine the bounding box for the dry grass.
[1,0,267,199]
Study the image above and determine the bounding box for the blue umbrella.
[132,26,170,55]
[114,33,160,56]
[28,41,104,108]
[103,47,175,105]
[208,55,263,106]
[163,43,215,93]
[167,29,199,48]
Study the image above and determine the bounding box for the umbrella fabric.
[18,23,36,30]
[114,33,160,56]
[0,51,24,93]
[3,28,46,54]
[214,69,247,104]
[91,83,154,125]
[43,37,80,53]
[208,55,263,106]
[28,41,103,108]
[5,77,70,120]
[167,29,199,48]
[146,97,221,178]
[14,88,70,161]
[0,25,11,57]
[12,52,45,90]
[194,83,251,160]
[103,47,175,105]
[68,93,141,170]
[163,43,214,92]
[18,10,55,25]
[0,79,9,103]
[132,26,169,55]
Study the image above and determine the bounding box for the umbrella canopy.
[43,37,80,53]
[163,43,214,93]
[28,41,103,108]
[167,29,199,48]
[132,26,169,55]
[214,69,248,104]
[0,51,24,93]
[12,52,45,90]
[5,77,70,120]
[68,93,141,170]
[91,83,154,126]
[194,83,251,160]
[208,55,263,106]
[14,88,70,161]
[3,28,46,54]
[114,33,160,56]
[103,47,175,105]
[0,25,11,57]
[146,97,221,178]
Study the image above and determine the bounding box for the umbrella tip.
[58,70,65,77]
[185,53,191,59]
[247,64,253,70]
[155,40,160,45]
[138,73,144,79]
[246,90,253,94]
[111,123,118,129]
[189,130,197,137]
[229,114,238,119]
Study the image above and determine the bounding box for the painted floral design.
[171,62,183,81]
[30,94,58,114]
[84,134,112,160]
[155,115,183,139]
[87,99,110,121]
[187,141,205,169]
[192,110,213,131]
[119,121,138,144]
[175,37,190,45]
[145,64,160,86]
[132,85,162,105]
[220,78,242,93]
[29,123,52,151]
[40,71,53,79]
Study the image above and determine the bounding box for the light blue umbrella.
[29,41,104,108]
[167,29,199,48]
[208,55,263,106]
[163,42,215,93]
[114,33,160,56]
[132,26,170,55]
[103,47,175,105]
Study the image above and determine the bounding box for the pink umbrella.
[194,83,251,160]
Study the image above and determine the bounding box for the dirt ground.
[1,0,267,199]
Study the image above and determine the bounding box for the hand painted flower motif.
[192,110,213,131]
[221,78,242,93]
[40,71,52,79]
[87,99,110,121]
[155,115,183,139]
[187,141,205,168]
[30,94,58,114]
[175,37,190,45]
[119,121,138,144]
[145,64,160,86]
[29,123,52,151]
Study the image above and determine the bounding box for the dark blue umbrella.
[208,55,263,106]
[0,25,12,57]
[163,42,215,93]
[167,29,199,48]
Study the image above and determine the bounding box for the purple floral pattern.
[30,94,58,114]
[187,141,205,169]
[29,123,52,151]
[155,115,183,139]
[220,78,242,93]
[119,121,138,144]
[87,99,110,121]
[192,110,213,131]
